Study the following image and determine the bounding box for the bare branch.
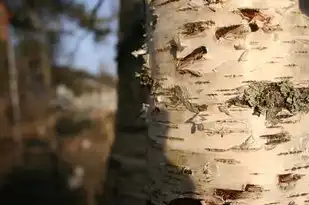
[65,0,105,64]
[89,0,105,26]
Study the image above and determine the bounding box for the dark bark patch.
[249,23,259,32]
[259,132,291,146]
[214,188,243,200]
[177,46,207,69]
[180,167,193,175]
[215,24,242,39]
[226,81,309,124]
[278,173,304,184]
[237,8,270,22]
[181,21,215,36]
[215,185,266,201]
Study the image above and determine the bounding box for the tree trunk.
[147,0,309,204]
[101,0,149,205]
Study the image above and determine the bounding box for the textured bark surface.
[147,0,309,204]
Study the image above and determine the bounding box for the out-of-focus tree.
[0,0,113,148]
[5,0,111,61]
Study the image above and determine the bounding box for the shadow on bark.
[99,1,149,204]
[299,0,309,17]
[101,1,197,205]
[148,111,200,205]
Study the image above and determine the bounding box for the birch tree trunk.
[146,0,309,204]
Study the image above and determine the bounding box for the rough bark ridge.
[147,0,309,204]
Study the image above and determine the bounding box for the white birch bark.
[146,0,309,204]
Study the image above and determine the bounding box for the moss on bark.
[227,81,309,123]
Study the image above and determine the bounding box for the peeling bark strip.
[235,8,270,22]
[277,173,304,184]
[214,188,243,200]
[181,21,215,36]
[215,24,243,39]
[214,184,265,201]
[215,24,252,40]
[233,8,283,33]
[176,46,207,68]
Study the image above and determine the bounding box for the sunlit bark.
[147,0,309,204]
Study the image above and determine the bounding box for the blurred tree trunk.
[101,0,149,205]
[0,3,54,171]
[0,3,53,140]
[0,2,12,138]
[147,0,309,205]
[16,30,53,138]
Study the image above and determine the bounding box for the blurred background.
[0,0,120,204]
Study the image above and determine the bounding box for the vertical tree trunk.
[147,0,309,204]
[7,25,23,165]
[101,0,149,205]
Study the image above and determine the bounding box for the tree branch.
[65,0,106,64]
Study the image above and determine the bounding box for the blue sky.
[57,0,118,76]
